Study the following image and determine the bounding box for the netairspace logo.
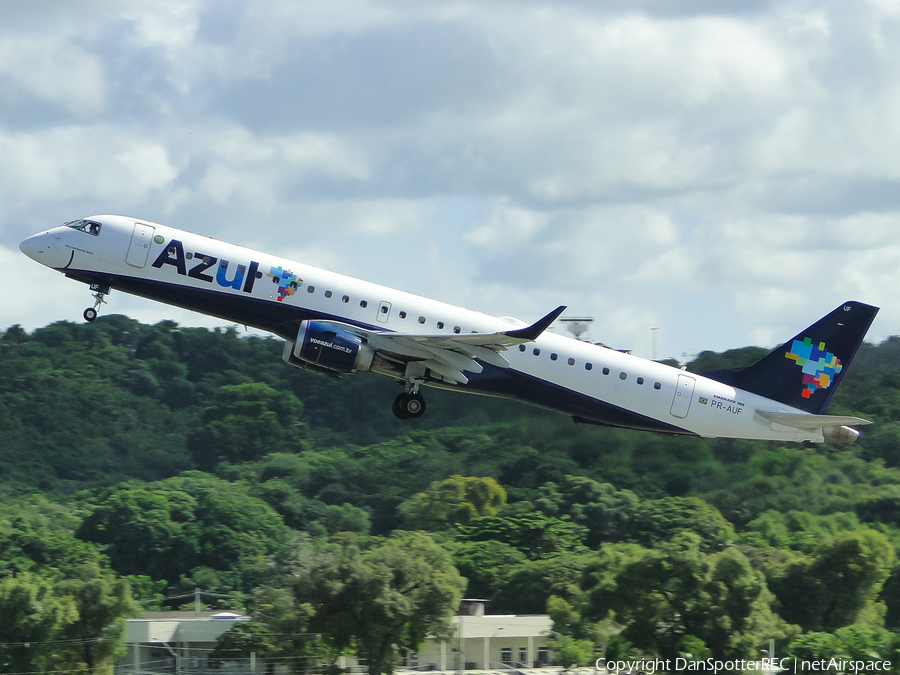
[596,658,893,673]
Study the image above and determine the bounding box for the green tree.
[491,552,596,616]
[547,633,595,672]
[286,532,466,675]
[676,635,712,661]
[209,622,280,672]
[786,624,900,672]
[772,530,895,631]
[456,513,588,560]
[351,531,466,675]
[56,562,136,672]
[77,473,290,591]
[0,573,78,674]
[399,475,507,530]
[323,503,371,535]
[587,533,790,660]
[452,540,527,601]
[250,585,316,666]
[189,382,307,469]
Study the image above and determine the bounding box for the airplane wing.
[755,410,872,429]
[321,305,566,385]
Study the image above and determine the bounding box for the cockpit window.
[64,219,101,236]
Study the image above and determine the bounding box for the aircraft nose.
[19,234,43,260]
[19,231,69,268]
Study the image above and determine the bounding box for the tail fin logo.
[785,337,843,399]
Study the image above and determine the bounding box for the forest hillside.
[3,316,900,673]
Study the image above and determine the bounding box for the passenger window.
[637,377,644,385]
[399,311,407,319]
[602,367,610,375]
[567,357,575,366]
[342,295,349,303]
[533,348,541,356]
[437,321,444,329]
[360,300,368,308]
[380,305,388,314]
[550,353,558,361]
[307,286,315,293]
[654,382,662,390]
[324,290,332,298]
[454,326,461,334]
[418,316,426,324]
[518,345,526,352]
[585,363,593,370]
[619,372,627,380]
[219,261,227,269]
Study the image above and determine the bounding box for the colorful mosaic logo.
[267,266,302,302]
[785,337,843,399]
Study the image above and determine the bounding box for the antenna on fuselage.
[560,317,594,342]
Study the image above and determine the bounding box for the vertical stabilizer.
[700,301,878,414]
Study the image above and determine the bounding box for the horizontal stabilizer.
[756,410,872,429]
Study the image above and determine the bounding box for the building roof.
[134,610,247,621]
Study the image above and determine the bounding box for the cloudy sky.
[3,0,900,361]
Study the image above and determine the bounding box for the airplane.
[19,215,878,443]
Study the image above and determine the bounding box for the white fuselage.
[19,215,824,442]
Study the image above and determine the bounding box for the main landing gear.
[83,285,109,322]
[393,383,426,420]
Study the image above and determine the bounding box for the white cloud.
[0,127,178,210]
[3,0,900,360]
[0,36,106,113]
[280,133,370,180]
[465,200,548,251]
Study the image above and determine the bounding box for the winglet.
[503,306,567,341]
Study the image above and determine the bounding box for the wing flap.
[354,305,564,380]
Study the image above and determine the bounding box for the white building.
[117,601,554,674]
[404,613,554,671]
[370,600,554,672]
[117,610,249,674]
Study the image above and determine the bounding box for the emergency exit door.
[670,374,695,419]
[126,223,155,268]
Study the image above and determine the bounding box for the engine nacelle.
[282,321,375,374]
[823,425,861,444]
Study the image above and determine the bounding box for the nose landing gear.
[83,284,109,322]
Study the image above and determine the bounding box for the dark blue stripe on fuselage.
[67,269,694,435]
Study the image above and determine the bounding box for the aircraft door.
[126,223,155,268]
[670,374,695,419]
[377,300,391,323]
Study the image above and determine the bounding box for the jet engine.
[282,320,375,375]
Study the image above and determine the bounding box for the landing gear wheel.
[393,394,411,419]
[392,392,426,419]
[83,288,108,323]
